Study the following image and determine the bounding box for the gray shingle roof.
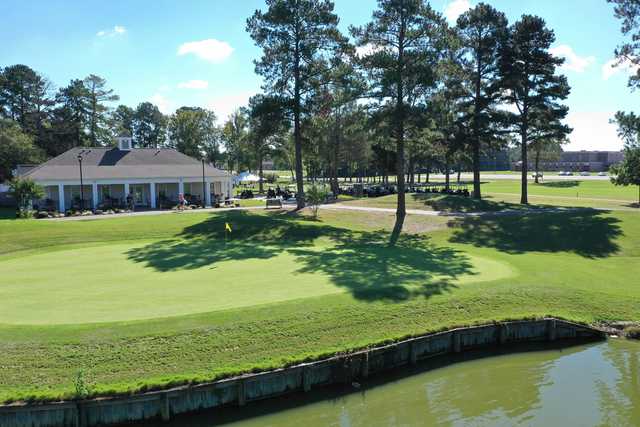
[22,147,229,181]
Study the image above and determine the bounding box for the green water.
[157,340,640,427]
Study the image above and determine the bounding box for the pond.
[144,339,639,427]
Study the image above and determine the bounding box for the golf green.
[0,240,514,324]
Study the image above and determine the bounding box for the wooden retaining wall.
[0,318,605,427]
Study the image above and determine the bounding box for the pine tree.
[500,15,570,204]
[247,0,345,209]
[351,0,445,241]
[457,3,508,200]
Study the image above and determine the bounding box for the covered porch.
[40,178,232,213]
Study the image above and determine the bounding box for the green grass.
[1,204,639,403]
[340,179,640,212]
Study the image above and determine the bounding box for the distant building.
[515,151,624,172]
[479,149,511,171]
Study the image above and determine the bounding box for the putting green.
[0,241,515,325]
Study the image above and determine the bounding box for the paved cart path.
[44,198,638,222]
[318,203,592,217]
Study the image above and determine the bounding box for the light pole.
[77,154,84,211]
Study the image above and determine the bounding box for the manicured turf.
[0,239,512,324]
[342,179,640,212]
[1,197,639,403]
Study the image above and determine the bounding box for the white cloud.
[549,45,595,73]
[97,25,126,37]
[444,0,472,23]
[564,111,623,151]
[177,80,209,90]
[149,94,173,115]
[177,39,233,63]
[207,92,255,123]
[602,57,640,80]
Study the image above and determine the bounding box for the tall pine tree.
[247,0,344,209]
[457,3,508,200]
[351,0,445,241]
[500,15,570,204]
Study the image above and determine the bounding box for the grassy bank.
[1,203,639,403]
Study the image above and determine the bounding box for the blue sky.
[0,0,636,150]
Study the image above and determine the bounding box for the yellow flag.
[225,222,232,233]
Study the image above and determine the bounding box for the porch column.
[124,182,130,198]
[178,179,184,195]
[58,184,65,213]
[92,183,98,210]
[150,182,157,209]
[205,181,211,207]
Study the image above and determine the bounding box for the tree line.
[0,67,224,180]
[1,0,575,230]
[240,0,571,237]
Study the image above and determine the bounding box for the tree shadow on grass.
[290,232,473,301]
[448,209,621,258]
[127,210,344,272]
[411,193,532,213]
[539,180,580,188]
[127,238,281,272]
[127,210,475,302]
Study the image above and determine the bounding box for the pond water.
[147,339,639,427]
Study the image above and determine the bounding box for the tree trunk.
[258,149,264,194]
[534,148,541,184]
[293,42,305,209]
[521,129,528,204]
[472,59,482,199]
[445,154,451,190]
[391,20,406,246]
[472,139,481,199]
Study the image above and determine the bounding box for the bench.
[266,198,283,209]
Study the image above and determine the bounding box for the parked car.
[598,171,608,177]
[580,171,590,176]
[558,171,567,176]
[565,171,574,176]
[531,172,543,178]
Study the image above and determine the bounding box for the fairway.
[341,178,640,212]
[0,240,513,325]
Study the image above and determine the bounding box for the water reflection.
[140,340,639,427]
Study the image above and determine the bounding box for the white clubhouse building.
[20,137,232,212]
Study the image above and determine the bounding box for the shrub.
[73,371,92,399]
[9,177,44,217]
[16,209,34,219]
[305,184,329,218]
